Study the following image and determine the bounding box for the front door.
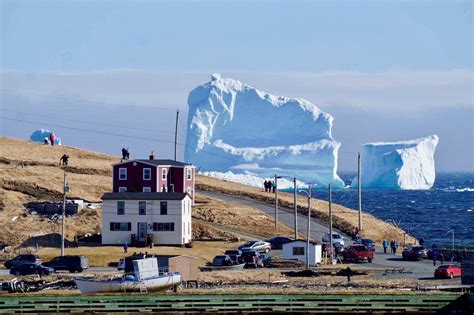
[137,222,147,242]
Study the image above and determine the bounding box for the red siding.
[113,162,157,192]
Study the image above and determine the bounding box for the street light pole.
[61,169,69,256]
[358,152,362,232]
[329,183,333,264]
[274,175,278,228]
[306,184,312,269]
[293,177,298,240]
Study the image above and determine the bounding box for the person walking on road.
[382,240,388,254]
[439,250,445,265]
[263,180,268,192]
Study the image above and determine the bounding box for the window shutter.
[127,222,132,231]
[110,222,114,231]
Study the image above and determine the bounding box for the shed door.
[137,222,147,242]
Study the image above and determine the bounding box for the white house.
[101,192,192,246]
[282,240,322,266]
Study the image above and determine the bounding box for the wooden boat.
[75,258,181,293]
[200,263,246,272]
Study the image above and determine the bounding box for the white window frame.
[162,168,167,180]
[143,187,151,192]
[118,187,127,192]
[187,168,192,180]
[119,168,127,180]
[143,168,151,180]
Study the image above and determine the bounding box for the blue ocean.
[310,172,474,247]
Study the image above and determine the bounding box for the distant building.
[101,192,192,246]
[102,155,195,246]
[112,157,195,204]
[282,240,322,266]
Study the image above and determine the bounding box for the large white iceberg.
[351,135,439,190]
[30,129,61,145]
[185,74,344,187]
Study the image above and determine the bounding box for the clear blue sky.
[1,0,473,172]
[1,0,472,72]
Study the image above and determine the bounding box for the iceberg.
[30,129,62,145]
[185,74,344,187]
[351,135,439,190]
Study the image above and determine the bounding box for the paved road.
[198,190,438,279]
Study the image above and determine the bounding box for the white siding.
[282,241,322,266]
[102,196,192,245]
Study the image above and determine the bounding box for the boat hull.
[75,274,181,294]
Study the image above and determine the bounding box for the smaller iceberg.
[30,129,62,145]
[351,135,439,190]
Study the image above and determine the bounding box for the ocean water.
[310,172,474,247]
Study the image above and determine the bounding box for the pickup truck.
[343,244,374,263]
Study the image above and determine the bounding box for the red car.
[434,264,462,279]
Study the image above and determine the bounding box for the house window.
[143,168,151,180]
[117,201,125,215]
[110,222,131,231]
[153,222,174,231]
[119,168,127,180]
[143,187,151,192]
[293,247,305,256]
[187,168,192,180]
[160,201,167,215]
[162,168,167,180]
[139,201,146,215]
[118,187,127,192]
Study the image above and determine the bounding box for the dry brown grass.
[196,175,416,245]
[0,136,413,258]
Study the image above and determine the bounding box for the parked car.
[322,233,344,246]
[434,264,462,279]
[4,254,42,269]
[224,250,243,264]
[238,240,272,253]
[343,244,374,263]
[264,236,294,250]
[10,263,54,277]
[240,249,264,268]
[355,238,375,251]
[212,255,234,267]
[402,246,428,261]
[42,255,89,273]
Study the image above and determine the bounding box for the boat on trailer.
[75,258,181,293]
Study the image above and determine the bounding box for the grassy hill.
[0,136,413,255]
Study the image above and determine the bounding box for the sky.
[1,0,473,173]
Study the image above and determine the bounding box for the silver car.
[322,232,345,246]
[238,240,271,253]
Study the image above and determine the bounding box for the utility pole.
[61,169,69,256]
[358,152,362,232]
[174,110,179,161]
[448,229,454,260]
[274,175,279,228]
[293,177,298,239]
[306,184,312,269]
[329,183,333,264]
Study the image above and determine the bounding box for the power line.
[0,88,180,112]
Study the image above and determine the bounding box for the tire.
[368,258,372,263]
[264,248,270,254]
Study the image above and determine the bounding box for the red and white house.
[102,157,195,246]
[112,158,195,204]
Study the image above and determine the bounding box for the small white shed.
[282,240,322,266]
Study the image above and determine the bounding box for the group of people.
[43,132,56,146]
[121,148,130,162]
[382,239,399,254]
[263,180,276,193]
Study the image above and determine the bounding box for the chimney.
[149,151,155,160]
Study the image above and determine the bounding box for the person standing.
[49,132,55,146]
[439,250,445,265]
[393,240,398,255]
[390,240,394,254]
[123,241,128,253]
[263,180,268,192]
[432,249,437,266]
[272,181,276,193]
[346,266,353,283]
[382,240,388,254]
